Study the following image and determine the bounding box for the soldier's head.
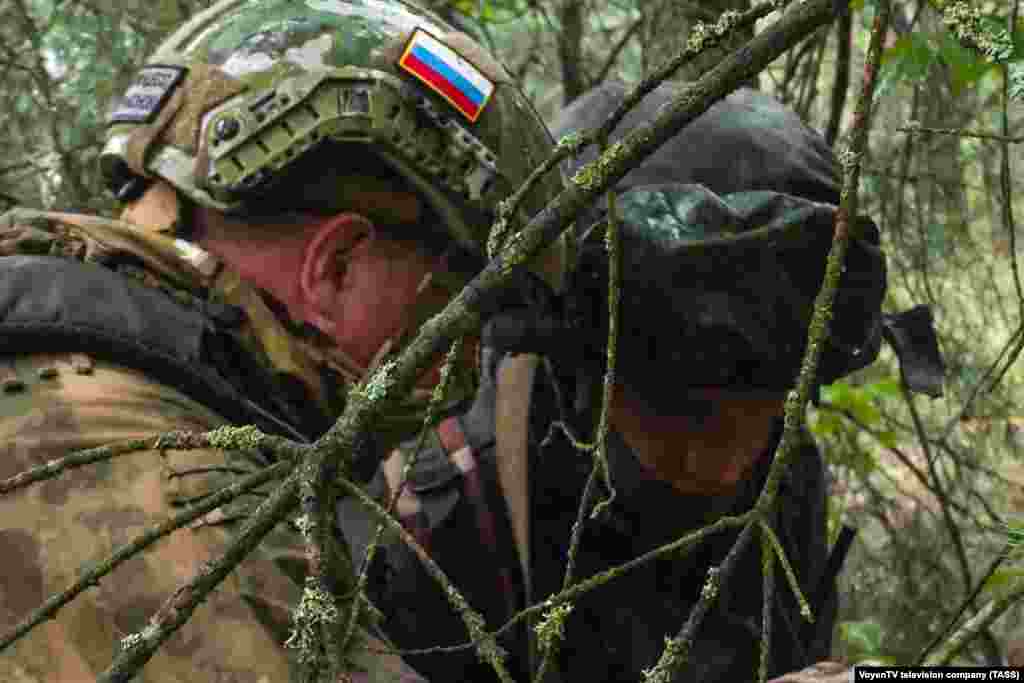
[100,0,567,371]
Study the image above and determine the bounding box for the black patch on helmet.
[107,65,187,125]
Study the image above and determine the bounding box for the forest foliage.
[3,0,1024,673]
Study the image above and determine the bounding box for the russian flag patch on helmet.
[398,29,495,123]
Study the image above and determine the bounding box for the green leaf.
[822,381,883,427]
[1003,517,1024,554]
[863,378,901,399]
[939,32,1000,95]
[983,567,1024,593]
[882,34,937,83]
[809,410,844,439]
[450,0,501,22]
[840,620,884,657]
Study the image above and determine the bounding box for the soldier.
[0,0,558,680]
[0,2,890,682]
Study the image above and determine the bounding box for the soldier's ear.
[299,212,374,333]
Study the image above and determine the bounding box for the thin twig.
[923,574,1024,666]
[0,436,160,494]
[899,125,1024,144]
[641,524,757,682]
[917,541,1013,664]
[754,0,890,516]
[759,529,776,683]
[337,337,465,660]
[588,129,622,518]
[357,513,750,659]
[826,6,853,146]
[486,0,793,260]
[999,1,1024,318]
[337,473,514,682]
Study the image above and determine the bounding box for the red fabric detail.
[437,416,467,456]
[401,52,481,121]
[400,512,432,554]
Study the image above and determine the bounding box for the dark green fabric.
[547,83,887,398]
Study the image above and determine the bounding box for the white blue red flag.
[398,29,495,123]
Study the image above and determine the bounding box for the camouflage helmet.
[99,0,567,291]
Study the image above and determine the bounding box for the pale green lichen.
[355,358,398,402]
[701,566,721,602]
[207,424,264,450]
[431,337,463,406]
[487,197,515,260]
[684,2,772,55]
[1010,63,1024,102]
[119,631,143,652]
[557,131,585,154]
[570,140,625,192]
[836,143,859,172]
[118,623,158,653]
[642,636,690,683]
[935,1,1013,62]
[535,601,574,653]
[286,580,342,662]
[760,521,814,622]
[293,513,315,539]
[486,215,510,260]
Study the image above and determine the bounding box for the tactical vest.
[0,255,319,442]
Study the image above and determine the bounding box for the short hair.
[239,141,452,259]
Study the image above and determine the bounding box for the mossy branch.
[336,337,465,661]
[642,524,756,683]
[926,0,1014,63]
[753,0,890,512]
[923,577,1024,665]
[641,1,890,679]
[588,131,622,521]
[486,0,795,259]
[759,529,776,683]
[336,472,514,682]
[359,512,749,660]
[0,434,173,495]
[760,520,813,622]
[0,427,296,496]
[531,128,624,683]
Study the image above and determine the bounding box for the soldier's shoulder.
[0,207,215,294]
[0,351,227,430]
[0,206,122,231]
[0,207,123,260]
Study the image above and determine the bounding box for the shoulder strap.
[0,255,310,442]
[494,354,537,601]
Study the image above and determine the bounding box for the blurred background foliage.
[4,0,1024,667]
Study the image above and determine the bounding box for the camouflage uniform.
[0,209,424,682]
[0,1,566,678]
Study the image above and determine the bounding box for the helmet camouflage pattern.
[100,0,567,290]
